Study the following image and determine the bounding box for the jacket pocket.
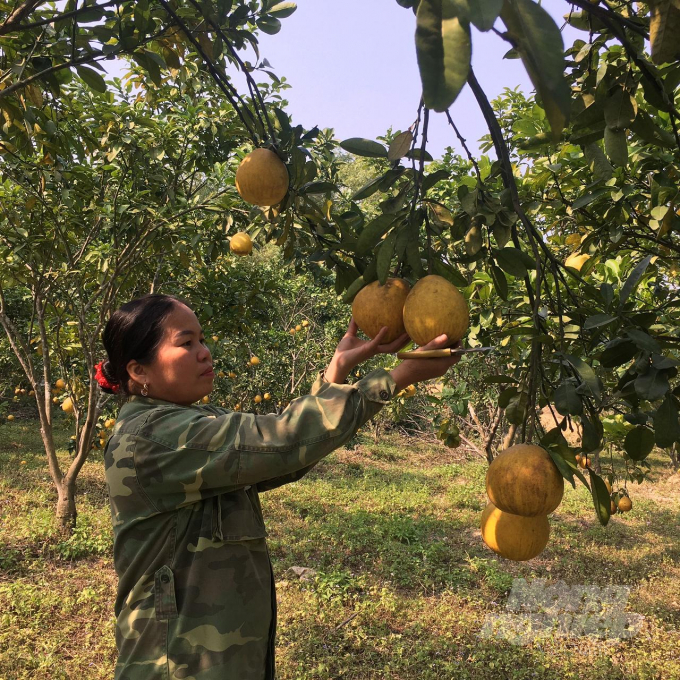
[211,487,268,542]
[154,565,178,621]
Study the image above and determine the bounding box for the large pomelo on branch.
[230,232,253,256]
[235,148,289,207]
[402,274,469,346]
[480,502,550,562]
[352,278,411,344]
[486,443,564,517]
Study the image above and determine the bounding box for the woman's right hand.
[388,334,462,392]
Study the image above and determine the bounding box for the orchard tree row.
[0,0,679,532]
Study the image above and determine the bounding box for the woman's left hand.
[324,318,410,383]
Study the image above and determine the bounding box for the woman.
[99,293,460,680]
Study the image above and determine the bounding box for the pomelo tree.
[2,0,680,531]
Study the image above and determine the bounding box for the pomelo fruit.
[486,443,564,517]
[402,275,469,346]
[235,148,289,206]
[481,502,550,561]
[230,232,253,256]
[352,278,411,344]
[617,496,632,512]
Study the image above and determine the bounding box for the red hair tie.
[94,361,120,394]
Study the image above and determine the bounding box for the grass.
[0,419,679,679]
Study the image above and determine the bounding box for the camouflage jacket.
[104,367,396,680]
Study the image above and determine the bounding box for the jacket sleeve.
[130,368,396,511]
[255,370,339,493]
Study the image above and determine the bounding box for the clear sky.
[253,0,580,158]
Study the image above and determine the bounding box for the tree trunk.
[592,447,602,475]
[502,423,517,450]
[484,406,504,463]
[56,478,77,534]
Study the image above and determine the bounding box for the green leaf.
[422,169,450,193]
[299,181,338,195]
[351,176,384,201]
[406,147,434,162]
[588,469,610,527]
[620,255,653,306]
[604,126,628,167]
[268,1,297,18]
[562,353,602,402]
[75,65,107,93]
[415,0,472,112]
[468,0,503,31]
[630,110,676,148]
[546,445,577,490]
[583,142,614,182]
[340,138,388,158]
[500,0,570,139]
[388,131,414,161]
[256,16,282,34]
[625,328,661,353]
[494,247,533,278]
[490,265,508,301]
[624,427,655,461]
[581,413,602,452]
[342,275,366,304]
[356,214,397,256]
[554,382,583,416]
[604,86,638,130]
[571,188,610,210]
[377,229,398,284]
[583,314,616,330]
[432,259,468,286]
[599,338,637,368]
[653,393,680,448]
[634,367,669,402]
[505,391,528,425]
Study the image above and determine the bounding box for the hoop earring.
[141,383,149,397]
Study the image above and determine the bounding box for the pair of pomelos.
[481,444,564,562]
[351,275,469,348]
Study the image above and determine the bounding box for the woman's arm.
[125,368,397,511]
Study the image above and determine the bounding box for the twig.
[334,612,358,631]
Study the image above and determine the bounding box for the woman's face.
[127,303,214,406]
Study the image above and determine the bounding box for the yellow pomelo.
[7,415,15,421]
[230,232,253,256]
[402,275,469,346]
[352,278,411,344]
[254,394,262,404]
[565,253,591,271]
[481,502,550,561]
[61,397,74,413]
[55,379,65,389]
[618,496,632,512]
[235,148,289,206]
[486,443,564,517]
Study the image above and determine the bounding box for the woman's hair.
[101,294,190,396]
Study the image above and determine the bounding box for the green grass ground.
[0,419,679,679]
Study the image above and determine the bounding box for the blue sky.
[254,0,580,158]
